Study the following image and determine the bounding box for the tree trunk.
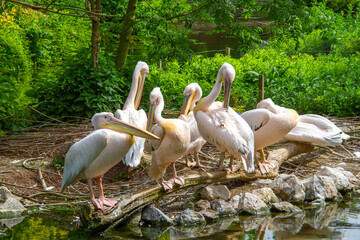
[79,143,314,231]
[87,0,100,68]
[115,0,138,70]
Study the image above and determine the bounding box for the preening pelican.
[61,112,160,211]
[279,114,350,146]
[193,63,255,173]
[179,83,206,168]
[145,83,205,168]
[115,61,149,167]
[240,98,299,174]
[147,87,190,190]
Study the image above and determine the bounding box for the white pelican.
[179,83,206,168]
[193,63,255,173]
[240,98,299,174]
[115,61,149,167]
[61,112,160,211]
[279,114,350,146]
[147,87,191,190]
[145,83,206,168]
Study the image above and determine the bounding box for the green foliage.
[32,51,127,118]
[52,155,64,170]
[144,52,359,116]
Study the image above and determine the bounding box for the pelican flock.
[146,87,191,190]
[61,112,160,211]
[61,60,347,209]
[193,63,255,173]
[115,61,149,167]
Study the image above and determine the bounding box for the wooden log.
[80,143,314,230]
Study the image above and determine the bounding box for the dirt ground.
[0,116,359,208]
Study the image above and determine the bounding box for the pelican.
[61,112,160,211]
[114,61,149,167]
[147,87,191,190]
[193,63,255,173]
[279,114,350,146]
[240,98,299,174]
[145,83,206,168]
[179,83,206,168]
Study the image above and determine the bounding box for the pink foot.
[161,181,173,191]
[173,176,185,186]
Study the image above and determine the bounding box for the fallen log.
[79,142,314,230]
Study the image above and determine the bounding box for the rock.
[316,166,350,192]
[141,205,173,227]
[210,199,237,216]
[174,208,206,226]
[228,195,241,210]
[250,179,273,188]
[199,209,219,223]
[195,200,210,211]
[252,188,279,205]
[272,212,305,234]
[337,168,359,185]
[271,202,302,213]
[0,187,25,218]
[302,175,338,201]
[272,174,305,204]
[197,185,231,201]
[238,193,270,216]
[238,215,272,231]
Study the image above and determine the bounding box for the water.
[2,198,358,239]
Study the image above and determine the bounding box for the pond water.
[1,196,360,239]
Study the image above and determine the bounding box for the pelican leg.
[215,152,232,172]
[88,179,103,211]
[259,149,276,169]
[185,155,196,168]
[255,152,269,175]
[96,177,117,208]
[193,152,203,168]
[160,164,173,191]
[171,162,185,186]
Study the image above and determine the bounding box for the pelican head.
[257,98,283,114]
[220,63,235,110]
[146,87,162,132]
[92,112,160,140]
[134,61,149,110]
[180,83,203,116]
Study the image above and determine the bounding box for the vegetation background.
[1,0,359,133]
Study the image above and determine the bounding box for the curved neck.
[154,95,165,124]
[123,69,141,110]
[194,78,222,112]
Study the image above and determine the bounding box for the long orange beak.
[101,117,160,140]
[134,71,148,110]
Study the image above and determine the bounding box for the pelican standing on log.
[279,114,350,146]
[179,83,206,168]
[147,87,191,190]
[115,61,149,167]
[240,98,299,174]
[61,112,160,211]
[193,63,255,172]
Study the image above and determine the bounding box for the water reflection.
[107,199,360,240]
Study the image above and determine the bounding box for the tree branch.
[5,0,116,18]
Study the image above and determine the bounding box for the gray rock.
[195,199,210,211]
[271,202,302,213]
[199,209,219,223]
[174,208,206,226]
[252,188,279,205]
[0,187,25,218]
[272,174,305,204]
[337,168,359,185]
[0,217,24,228]
[272,212,306,234]
[197,185,231,201]
[316,166,350,192]
[228,195,241,210]
[302,175,338,201]
[250,179,273,188]
[141,205,173,227]
[210,199,237,216]
[238,193,270,216]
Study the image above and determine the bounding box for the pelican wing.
[115,109,147,167]
[61,130,108,191]
[196,108,254,160]
[240,108,271,132]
